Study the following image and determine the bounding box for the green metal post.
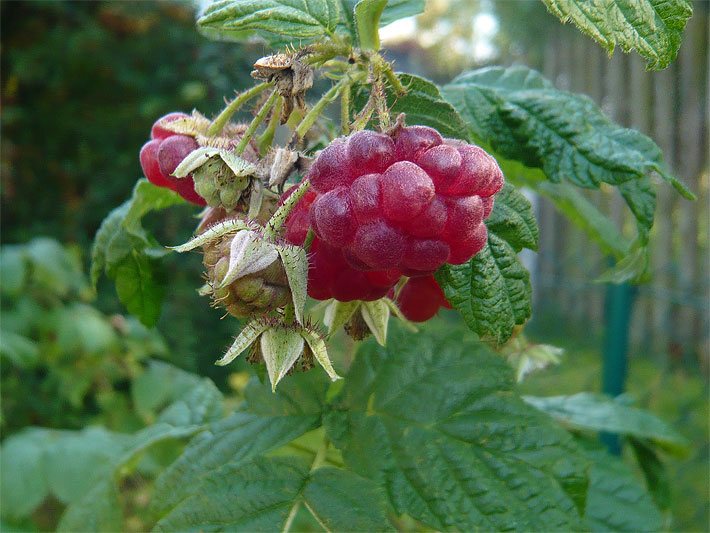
[600,282,636,455]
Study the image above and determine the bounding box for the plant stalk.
[208,82,272,136]
[235,90,279,156]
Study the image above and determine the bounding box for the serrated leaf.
[155,457,392,532]
[151,372,327,518]
[325,325,589,531]
[360,299,389,346]
[354,73,467,139]
[123,180,184,236]
[485,182,538,251]
[436,233,531,346]
[197,0,342,46]
[582,445,662,532]
[354,0,386,50]
[392,74,467,139]
[113,251,164,327]
[542,0,693,70]
[443,66,693,241]
[524,392,689,455]
[261,327,306,390]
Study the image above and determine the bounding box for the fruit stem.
[294,75,351,139]
[208,82,273,136]
[257,95,284,155]
[235,90,279,156]
[264,179,311,240]
[340,82,351,135]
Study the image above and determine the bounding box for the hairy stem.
[340,82,351,135]
[208,82,272,136]
[257,95,284,155]
[294,76,350,139]
[235,90,279,156]
[264,179,311,240]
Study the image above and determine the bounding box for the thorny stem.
[351,92,376,131]
[264,178,311,240]
[208,82,272,136]
[257,95,284,155]
[282,436,330,533]
[303,228,315,251]
[294,75,352,139]
[235,90,279,156]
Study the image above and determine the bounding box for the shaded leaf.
[485,182,538,252]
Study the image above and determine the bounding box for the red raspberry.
[283,187,401,302]
[397,275,452,322]
[139,116,206,206]
[151,112,189,140]
[140,139,176,190]
[304,126,503,274]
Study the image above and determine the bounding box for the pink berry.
[403,238,450,272]
[349,174,382,223]
[381,161,435,222]
[441,196,484,245]
[447,223,488,264]
[416,144,462,193]
[405,197,447,239]
[140,139,176,190]
[394,126,442,161]
[310,187,357,246]
[448,145,504,197]
[397,275,450,322]
[308,138,352,193]
[351,221,405,270]
[346,130,395,174]
[157,135,199,179]
[151,112,189,140]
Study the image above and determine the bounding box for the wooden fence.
[532,2,708,367]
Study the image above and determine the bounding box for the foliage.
[2,0,699,532]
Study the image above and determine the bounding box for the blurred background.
[1,1,707,530]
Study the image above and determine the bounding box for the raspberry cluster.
[284,189,400,301]
[139,112,206,206]
[307,126,503,276]
[396,275,452,322]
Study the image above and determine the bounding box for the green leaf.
[338,0,425,39]
[132,360,224,424]
[485,182,538,251]
[629,437,672,511]
[56,480,123,533]
[0,429,50,520]
[378,73,468,139]
[524,392,689,455]
[303,467,391,531]
[436,233,531,345]
[0,330,39,368]
[91,200,130,288]
[354,0,386,50]
[542,0,693,70]
[582,446,662,532]
[113,251,164,328]
[151,371,328,518]
[325,325,590,531]
[92,180,183,324]
[155,458,392,532]
[442,66,693,242]
[197,0,342,46]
